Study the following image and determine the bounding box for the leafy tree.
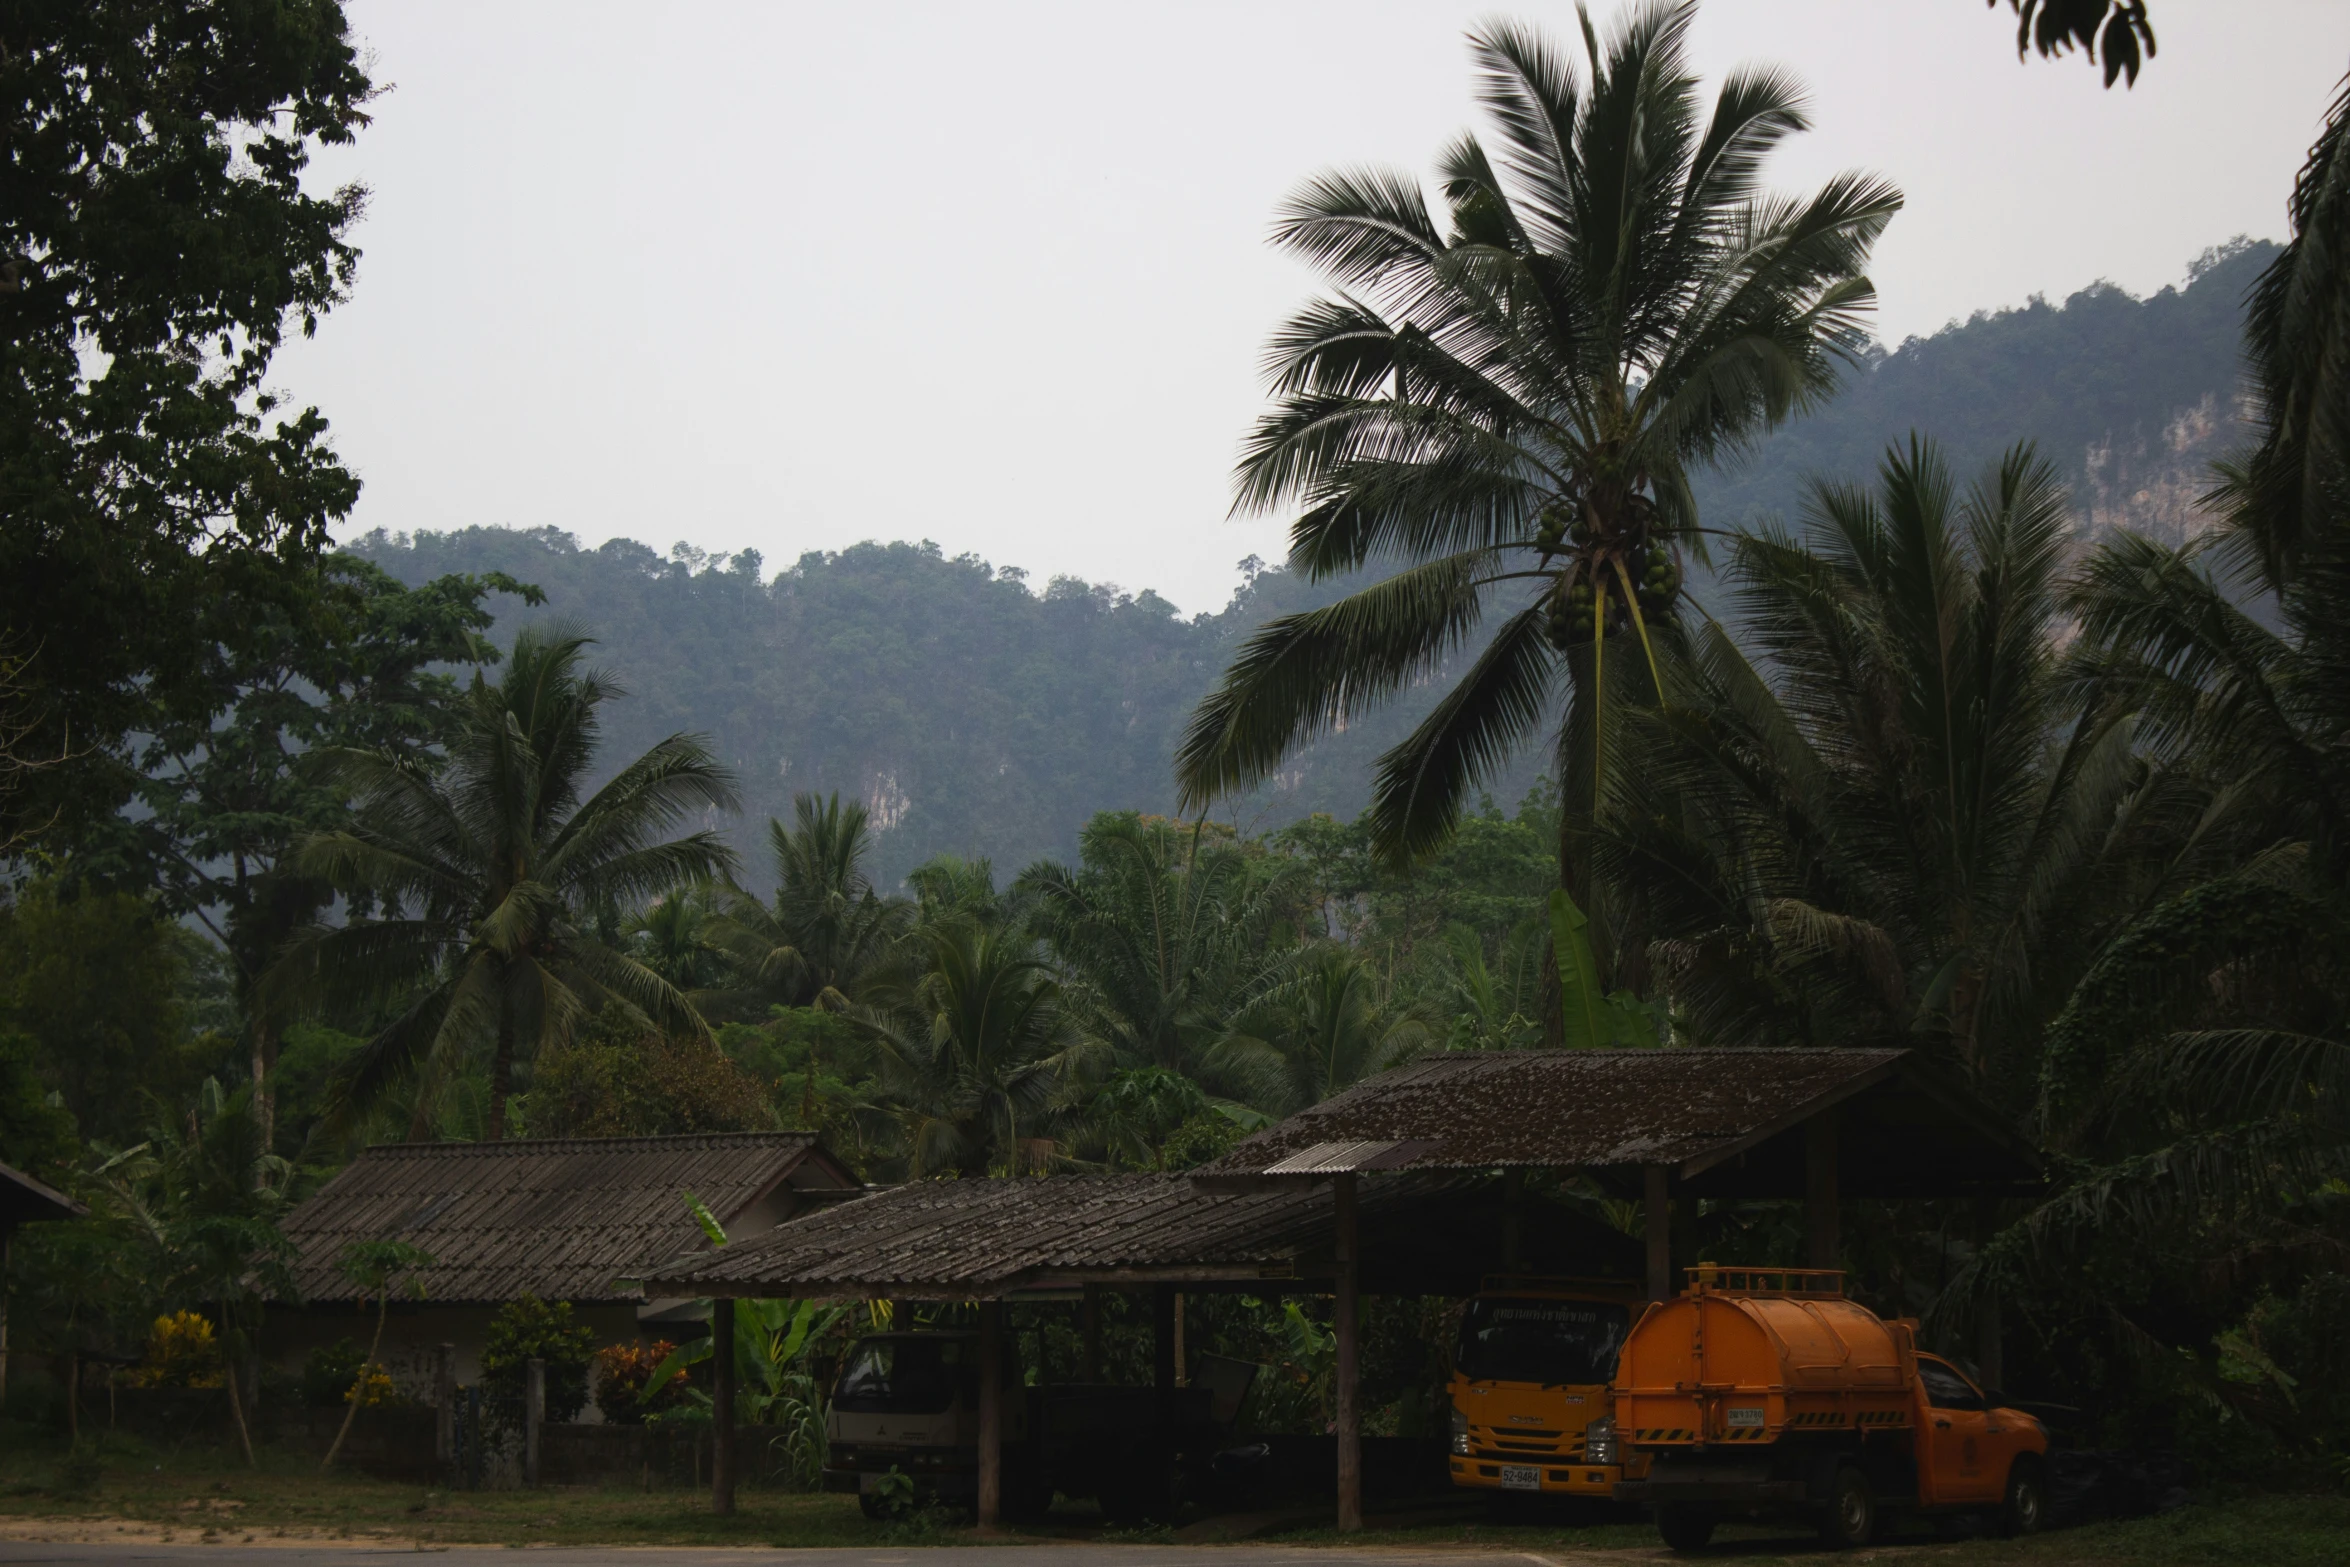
[704,793,902,1011]
[1020,812,1303,1087]
[0,881,231,1146]
[849,917,1094,1177]
[480,1295,594,1427]
[0,1029,78,1181]
[1080,1065,1220,1171]
[100,557,537,1150]
[1269,786,1558,970]
[529,1003,776,1138]
[1429,920,1547,1051]
[0,0,374,847]
[274,628,739,1139]
[1176,4,1900,1039]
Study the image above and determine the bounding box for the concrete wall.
[263,1301,649,1419]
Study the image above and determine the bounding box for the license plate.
[1727,1405,1765,1428]
[1499,1464,1542,1491]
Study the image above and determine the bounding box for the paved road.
[0,1549,1624,1567]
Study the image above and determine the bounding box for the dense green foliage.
[7,0,2347,1495]
[0,0,373,847]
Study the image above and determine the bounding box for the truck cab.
[1447,1278,1648,1501]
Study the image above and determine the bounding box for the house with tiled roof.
[271,1131,857,1400]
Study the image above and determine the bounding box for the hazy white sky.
[276,1,2350,614]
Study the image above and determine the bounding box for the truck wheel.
[2000,1458,2047,1537]
[1817,1465,1876,1549]
[1655,1503,1717,1551]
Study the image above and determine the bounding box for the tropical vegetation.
[4,0,2349,1510]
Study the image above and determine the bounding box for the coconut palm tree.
[273,628,739,1139]
[1607,439,2190,1096]
[1217,945,1435,1116]
[847,916,1096,1177]
[1175,2,1900,941]
[703,792,902,1011]
[1017,812,1304,1085]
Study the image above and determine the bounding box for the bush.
[123,1311,222,1389]
[481,1297,594,1423]
[300,1339,367,1407]
[591,1339,691,1424]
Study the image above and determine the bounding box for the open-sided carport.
[637,1046,2038,1531]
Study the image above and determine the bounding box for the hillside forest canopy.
[2,0,2348,1501]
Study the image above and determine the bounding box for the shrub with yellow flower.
[344,1363,399,1407]
[126,1310,224,1389]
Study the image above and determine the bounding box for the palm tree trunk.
[488,998,515,1141]
[322,1289,390,1472]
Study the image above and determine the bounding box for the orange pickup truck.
[1608,1266,2048,1550]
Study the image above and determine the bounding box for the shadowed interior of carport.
[633,1047,2040,1533]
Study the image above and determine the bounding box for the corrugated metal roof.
[632,1171,1566,1300]
[282,1132,850,1305]
[1194,1048,1911,1178]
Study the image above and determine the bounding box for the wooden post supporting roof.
[1151,1285,1175,1422]
[1501,1166,1523,1274]
[1805,1111,1839,1269]
[977,1300,1003,1531]
[1333,1171,1361,1533]
[1644,1165,1671,1301]
[710,1299,736,1515]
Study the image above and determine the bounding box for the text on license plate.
[1499,1465,1542,1491]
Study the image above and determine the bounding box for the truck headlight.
[1584,1417,1617,1466]
[1449,1406,1471,1456]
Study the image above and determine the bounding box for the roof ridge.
[359,1130,818,1158]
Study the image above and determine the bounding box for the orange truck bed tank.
[1613,1268,1916,1444]
[1611,1268,2050,1553]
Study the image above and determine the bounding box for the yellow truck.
[1447,1277,1647,1502]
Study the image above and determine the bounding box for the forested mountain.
[357,240,2274,885]
[1696,238,2274,549]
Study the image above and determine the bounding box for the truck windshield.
[1456,1298,1630,1386]
[831,1337,971,1414]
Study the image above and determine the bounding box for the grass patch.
[0,1428,2339,1558]
[0,1431,878,1548]
[1275,1492,2350,1564]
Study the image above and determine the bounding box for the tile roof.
[283,1132,850,1305]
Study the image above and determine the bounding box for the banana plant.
[1550,889,1669,1050]
[642,1193,845,1485]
